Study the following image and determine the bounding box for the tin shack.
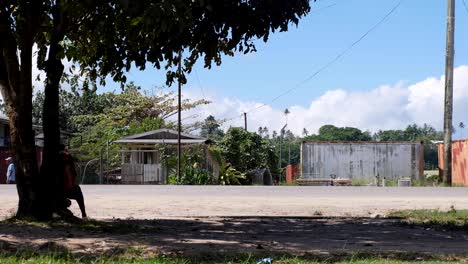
[300,141,424,182]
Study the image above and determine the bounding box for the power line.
[245,0,404,116]
[182,1,340,128]
[462,0,468,15]
[310,3,338,14]
[188,1,340,126]
[193,69,206,99]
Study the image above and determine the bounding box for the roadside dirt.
[0,217,467,258]
[2,186,468,220]
[1,186,468,258]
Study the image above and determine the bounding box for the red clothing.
[62,152,77,193]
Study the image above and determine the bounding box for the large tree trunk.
[40,0,66,218]
[0,2,44,219]
[0,36,40,219]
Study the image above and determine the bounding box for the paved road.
[1,185,468,219]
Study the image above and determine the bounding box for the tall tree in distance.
[200,115,224,141]
[305,125,372,142]
[284,108,290,124]
[459,122,465,138]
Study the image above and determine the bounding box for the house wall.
[437,140,468,186]
[121,148,165,184]
[301,142,424,181]
[0,124,9,147]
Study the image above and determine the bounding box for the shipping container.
[437,139,468,186]
[301,142,424,182]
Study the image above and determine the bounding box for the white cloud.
[32,45,76,94]
[182,65,468,137]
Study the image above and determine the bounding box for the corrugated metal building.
[301,142,424,181]
[437,139,468,186]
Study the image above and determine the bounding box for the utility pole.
[278,135,282,178]
[443,0,455,186]
[244,112,247,131]
[278,124,287,183]
[177,49,182,181]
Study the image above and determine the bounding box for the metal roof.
[114,139,208,145]
[302,141,423,145]
[115,129,208,145]
[119,128,204,140]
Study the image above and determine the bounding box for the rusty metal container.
[286,164,300,184]
[437,140,468,186]
[301,142,424,182]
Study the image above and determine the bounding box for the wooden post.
[177,49,182,182]
[244,112,247,131]
[99,150,103,184]
[443,0,455,185]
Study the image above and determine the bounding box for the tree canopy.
[200,115,224,141]
[1,0,311,218]
[375,124,443,143]
[64,0,311,87]
[219,127,277,175]
[304,125,372,142]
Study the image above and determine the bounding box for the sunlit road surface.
[1,185,467,219]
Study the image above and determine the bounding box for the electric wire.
[244,0,404,117]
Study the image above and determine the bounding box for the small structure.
[285,164,300,184]
[300,141,424,184]
[115,129,218,184]
[248,168,273,185]
[437,139,468,186]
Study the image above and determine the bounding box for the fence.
[301,142,424,181]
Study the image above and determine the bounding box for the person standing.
[59,145,87,218]
[5,157,15,184]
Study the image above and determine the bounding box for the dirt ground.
[1,217,467,258]
[1,186,468,258]
[2,185,468,219]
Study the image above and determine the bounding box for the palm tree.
[283,108,291,166]
[284,108,290,125]
[302,128,309,137]
[459,122,465,138]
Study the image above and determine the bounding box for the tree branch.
[0,6,19,104]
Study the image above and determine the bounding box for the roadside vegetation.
[390,208,468,230]
[0,252,465,264]
[32,83,445,186]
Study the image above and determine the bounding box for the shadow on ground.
[0,217,467,260]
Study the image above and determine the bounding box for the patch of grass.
[351,179,372,186]
[0,248,464,264]
[0,253,463,264]
[382,178,398,187]
[389,207,468,230]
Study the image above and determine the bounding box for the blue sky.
[102,0,468,135]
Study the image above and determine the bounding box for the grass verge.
[389,208,468,230]
[0,253,465,264]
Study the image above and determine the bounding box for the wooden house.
[114,129,219,184]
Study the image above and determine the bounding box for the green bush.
[169,166,215,185]
[219,167,246,185]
